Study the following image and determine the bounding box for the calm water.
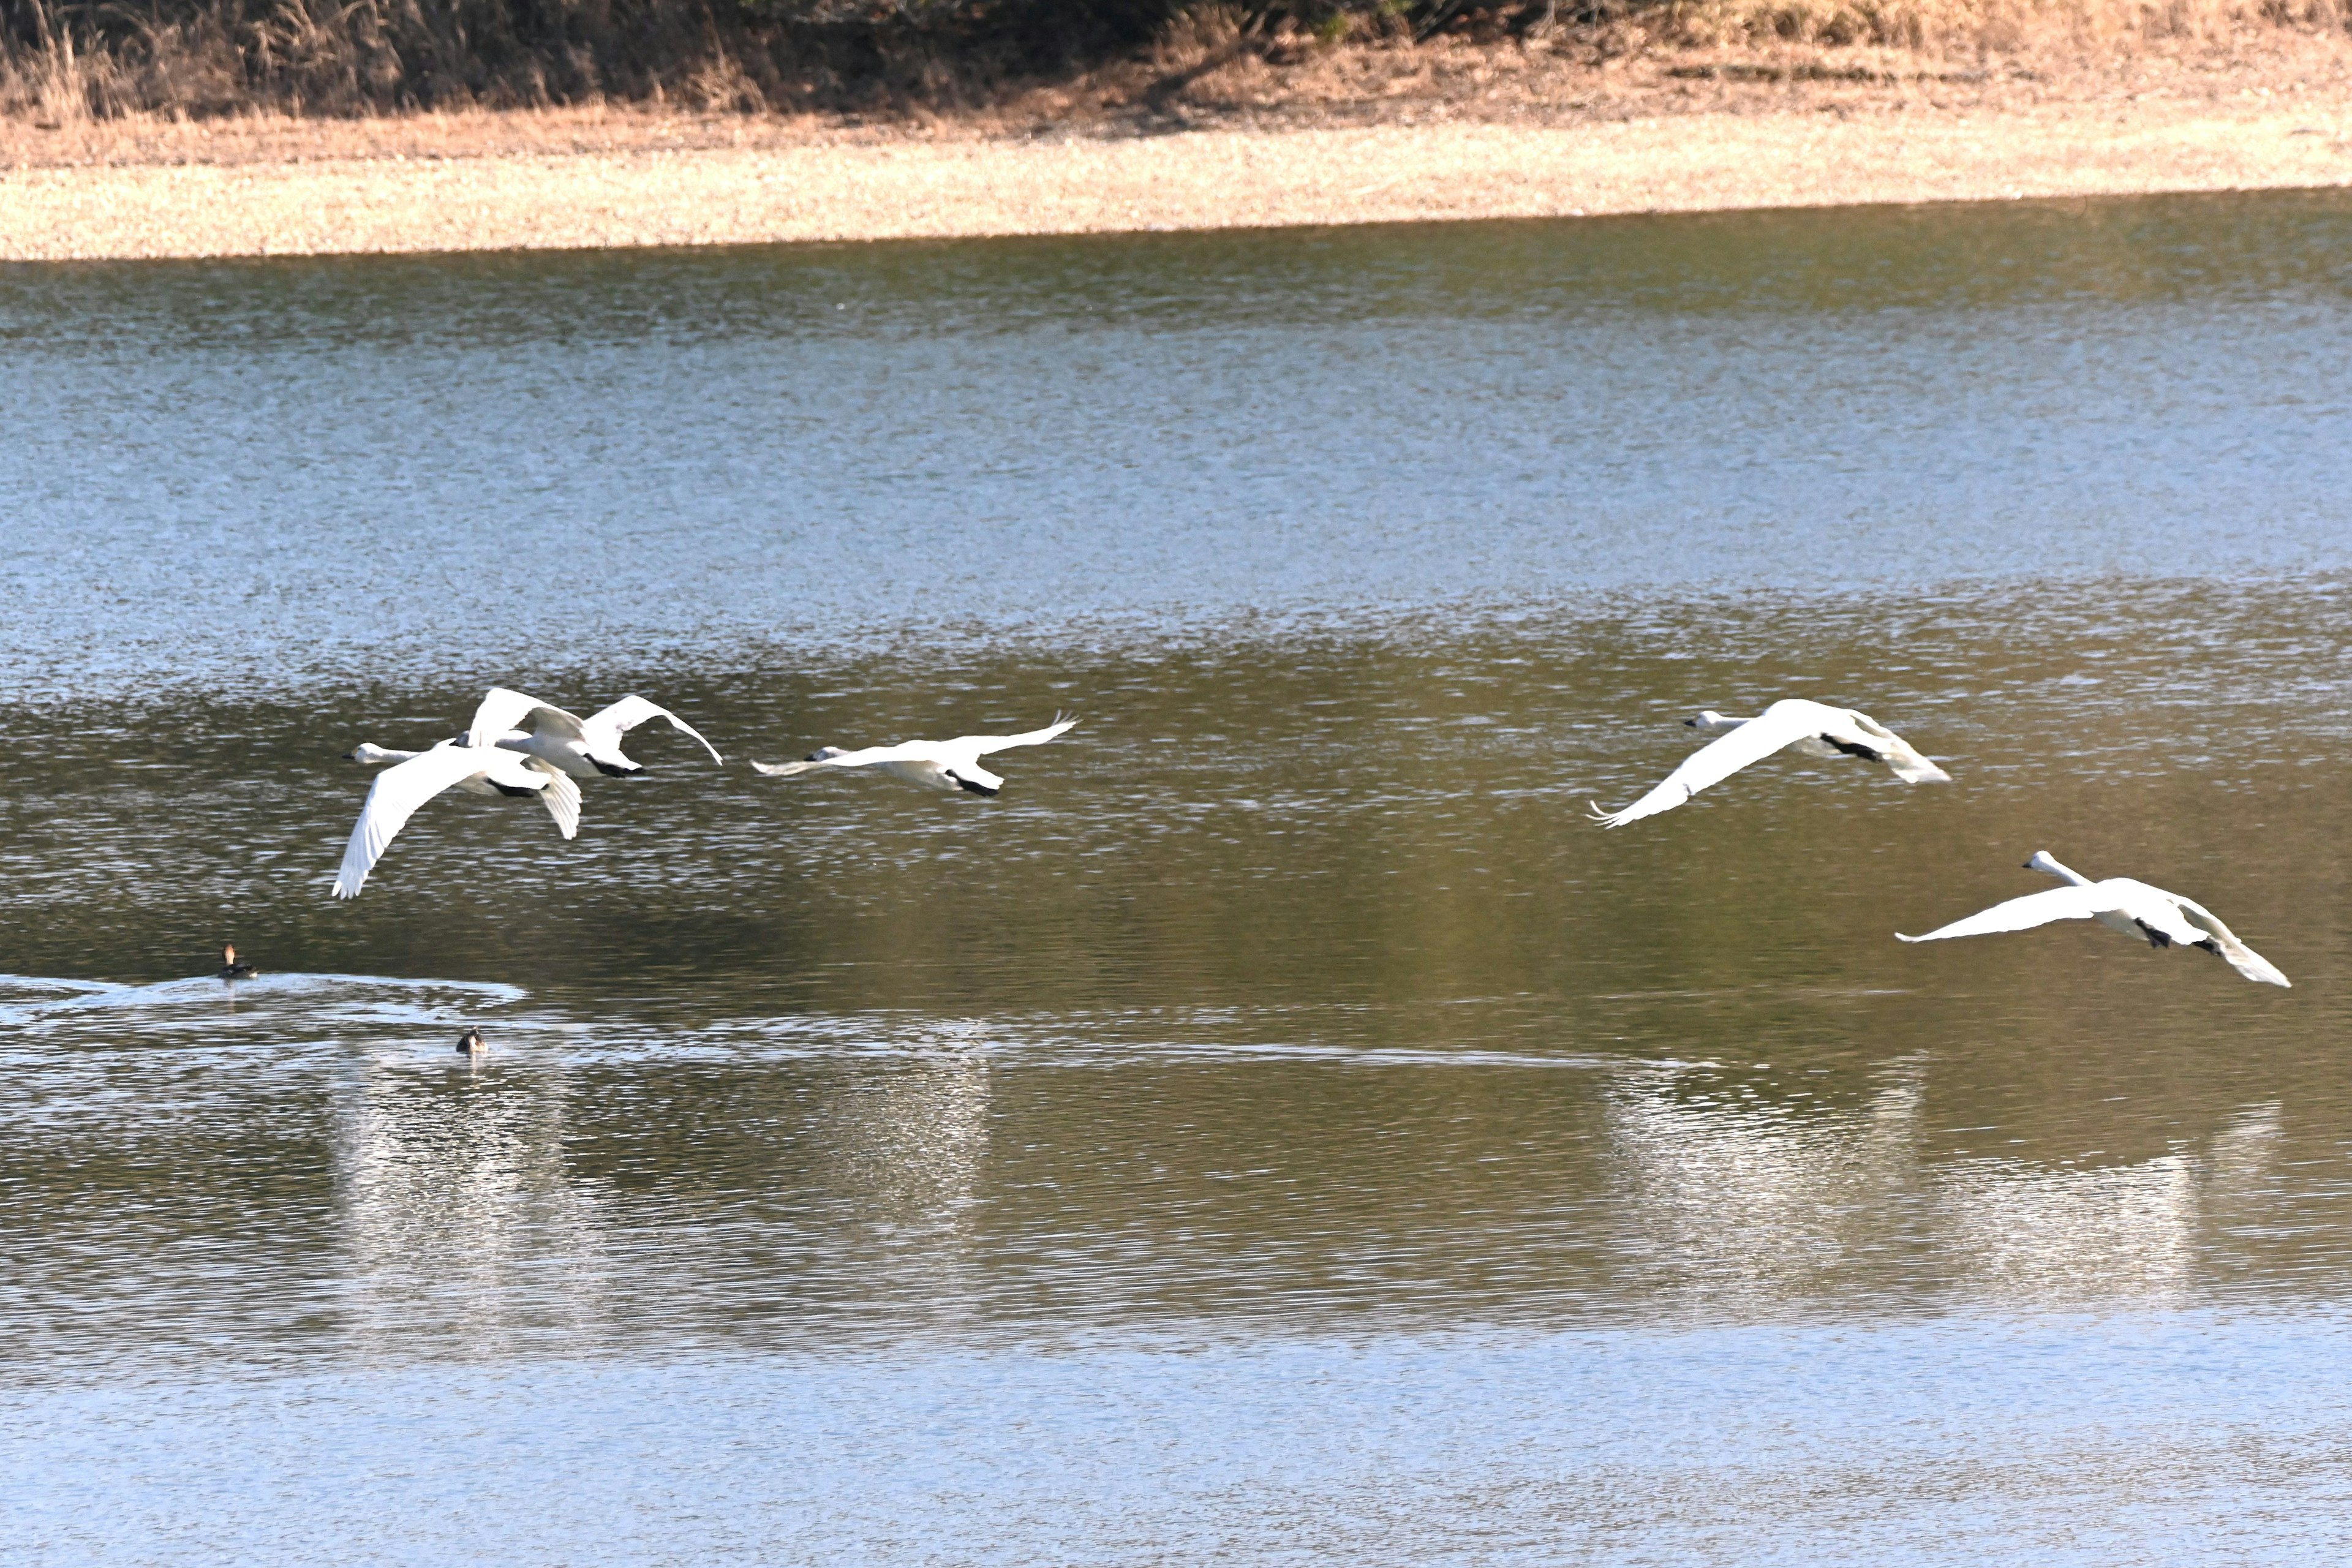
[6,192,2352,1564]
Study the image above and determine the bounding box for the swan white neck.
[2026,850,2096,888]
[347,742,424,765]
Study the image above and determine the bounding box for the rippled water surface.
[7,192,2352,1564]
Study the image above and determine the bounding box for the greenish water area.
[6,193,2352,1562]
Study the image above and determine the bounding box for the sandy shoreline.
[7,80,2352,260]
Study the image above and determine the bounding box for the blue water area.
[9,1317,2352,1565]
[7,190,2352,1562]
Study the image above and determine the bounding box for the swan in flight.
[463,688,723,779]
[347,741,581,840]
[751,714,1079,797]
[1589,699,1949,828]
[1898,851,2289,987]
[333,742,581,899]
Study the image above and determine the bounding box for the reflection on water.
[815,1049,995,1330]
[1939,1103,2283,1308]
[4,578,2351,1369]
[332,1055,616,1359]
[9,192,2352,1561]
[1607,1064,1925,1308]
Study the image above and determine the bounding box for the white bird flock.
[331,692,1076,899]
[319,679,2290,997]
[336,687,722,899]
[1586,695,2288,988]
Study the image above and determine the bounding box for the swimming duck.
[752,714,1079,797]
[217,944,258,979]
[456,1027,486,1057]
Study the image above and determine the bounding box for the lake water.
[6,192,2352,1564]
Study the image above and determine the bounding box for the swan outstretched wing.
[969,714,1080,756]
[2169,894,2291,987]
[334,746,516,900]
[466,687,589,749]
[530,759,582,840]
[589,696,724,766]
[1589,699,1849,828]
[1896,885,2105,943]
[751,742,933,778]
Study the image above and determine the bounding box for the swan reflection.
[1608,1067,2282,1310]
[1935,1103,2281,1306]
[1605,1065,1924,1308]
[811,1023,995,1326]
[330,1052,612,1355]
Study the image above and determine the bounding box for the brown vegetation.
[1,0,2347,130]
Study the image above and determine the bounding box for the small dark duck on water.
[217,944,258,979]
[457,1027,486,1057]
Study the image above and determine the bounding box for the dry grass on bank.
[2,0,2349,139]
[8,26,2352,173]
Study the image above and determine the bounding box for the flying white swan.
[1589,699,1950,828]
[333,742,581,899]
[346,740,581,840]
[1898,851,2289,987]
[751,714,1079,797]
[463,688,725,778]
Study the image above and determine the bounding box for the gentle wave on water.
[11,196,2352,1562]
[0,972,528,1033]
